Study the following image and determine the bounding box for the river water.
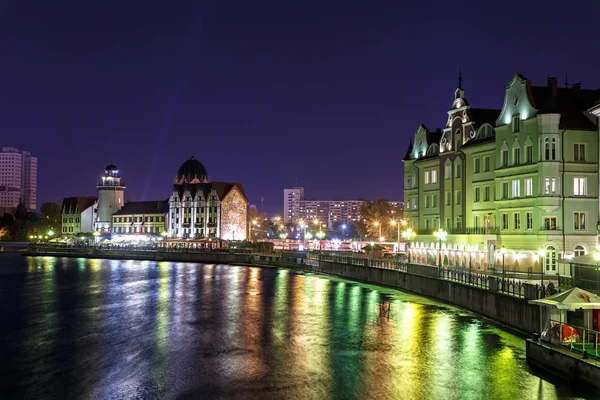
[0,254,595,399]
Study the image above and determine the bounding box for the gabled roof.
[530,85,600,130]
[113,199,169,216]
[61,197,97,214]
[172,182,248,202]
[211,182,248,202]
[469,108,500,128]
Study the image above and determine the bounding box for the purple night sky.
[1,0,599,215]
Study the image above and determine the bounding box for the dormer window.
[512,115,520,133]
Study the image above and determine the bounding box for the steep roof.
[469,108,500,128]
[172,182,248,202]
[402,139,413,161]
[530,85,600,130]
[211,182,248,202]
[113,199,169,215]
[61,197,97,214]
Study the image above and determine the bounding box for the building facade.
[168,156,248,240]
[61,197,98,236]
[403,74,600,275]
[111,200,168,236]
[95,164,125,233]
[283,187,304,223]
[0,147,37,214]
[284,187,403,227]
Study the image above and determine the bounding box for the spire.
[565,73,569,88]
[458,68,463,89]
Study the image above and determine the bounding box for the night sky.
[1,0,599,215]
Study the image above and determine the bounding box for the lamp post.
[305,232,313,251]
[402,228,415,264]
[391,220,401,255]
[594,252,600,295]
[341,224,347,239]
[538,249,546,297]
[299,220,306,248]
[316,231,325,252]
[467,244,473,283]
[433,229,447,268]
[279,232,287,254]
[373,221,382,242]
[501,245,506,291]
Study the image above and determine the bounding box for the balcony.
[448,227,499,235]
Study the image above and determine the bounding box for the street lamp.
[249,219,258,241]
[467,244,473,282]
[501,246,506,291]
[594,251,600,295]
[48,230,54,237]
[341,224,347,239]
[374,221,381,241]
[433,229,447,268]
[391,220,401,254]
[316,231,325,252]
[279,232,287,253]
[402,228,415,264]
[538,248,546,296]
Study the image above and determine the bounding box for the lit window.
[512,180,520,198]
[574,177,587,196]
[524,178,533,196]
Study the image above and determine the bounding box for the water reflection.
[0,254,593,399]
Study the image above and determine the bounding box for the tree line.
[0,202,62,241]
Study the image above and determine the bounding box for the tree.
[15,203,28,220]
[39,202,62,234]
[40,202,61,223]
[247,207,269,240]
[355,199,404,240]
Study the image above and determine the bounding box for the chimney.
[548,77,558,97]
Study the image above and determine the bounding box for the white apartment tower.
[0,147,37,213]
[283,187,304,223]
[95,164,125,233]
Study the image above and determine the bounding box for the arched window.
[574,245,586,257]
[543,245,557,272]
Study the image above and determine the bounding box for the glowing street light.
[341,224,347,238]
[402,228,415,263]
[538,248,546,294]
[316,231,325,252]
[279,232,287,252]
[433,229,447,268]
[47,230,54,237]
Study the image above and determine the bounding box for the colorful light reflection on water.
[0,254,593,399]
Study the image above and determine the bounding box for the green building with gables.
[403,74,600,276]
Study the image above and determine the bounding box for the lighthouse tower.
[94,164,125,233]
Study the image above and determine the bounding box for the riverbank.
[23,247,542,336]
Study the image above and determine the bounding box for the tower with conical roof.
[95,164,125,233]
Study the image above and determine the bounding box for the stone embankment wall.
[23,248,540,335]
